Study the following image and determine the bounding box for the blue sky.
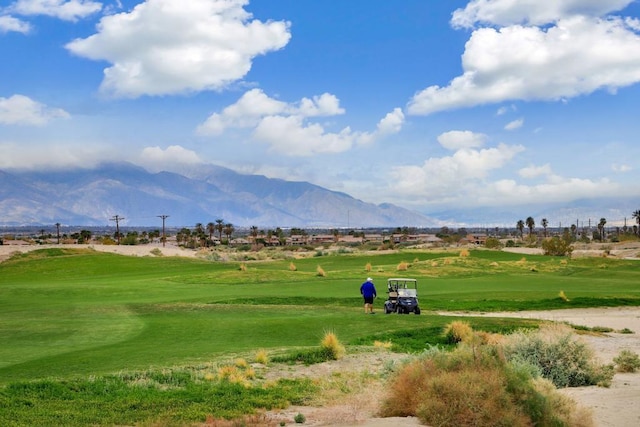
[1,0,640,224]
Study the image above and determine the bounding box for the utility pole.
[157,215,169,247]
[55,222,61,244]
[110,215,124,245]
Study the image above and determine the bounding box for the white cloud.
[451,0,633,28]
[612,163,632,173]
[408,16,640,115]
[0,15,31,33]
[138,145,203,172]
[376,108,405,135]
[518,163,553,179]
[9,0,103,22]
[437,130,487,150]
[504,118,523,130]
[387,143,525,200]
[0,141,114,170]
[197,89,403,156]
[65,0,291,98]
[0,94,70,126]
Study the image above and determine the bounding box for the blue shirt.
[360,281,377,298]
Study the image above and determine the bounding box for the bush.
[503,324,614,387]
[379,345,593,427]
[542,237,574,257]
[443,321,474,344]
[614,349,640,373]
[484,237,503,249]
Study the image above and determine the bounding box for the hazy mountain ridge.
[0,162,436,227]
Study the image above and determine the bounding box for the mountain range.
[0,162,437,228]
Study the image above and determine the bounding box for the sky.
[1,0,640,224]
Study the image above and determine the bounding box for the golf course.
[1,245,639,426]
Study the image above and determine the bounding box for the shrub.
[484,237,503,249]
[443,321,474,344]
[542,237,574,256]
[294,412,306,423]
[614,349,640,373]
[379,345,593,427]
[503,324,614,387]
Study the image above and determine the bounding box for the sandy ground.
[2,243,640,425]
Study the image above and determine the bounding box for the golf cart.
[384,278,421,314]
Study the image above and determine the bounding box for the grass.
[1,247,639,424]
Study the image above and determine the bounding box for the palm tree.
[633,210,640,236]
[598,218,607,241]
[215,219,224,242]
[206,222,215,246]
[516,220,525,238]
[525,217,535,237]
[223,223,234,244]
[541,218,548,237]
[250,225,259,245]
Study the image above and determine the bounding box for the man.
[360,277,377,314]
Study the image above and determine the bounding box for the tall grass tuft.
[316,265,326,277]
[254,349,269,365]
[365,262,372,272]
[459,248,470,257]
[396,261,409,271]
[289,261,297,271]
[321,331,345,360]
[559,290,570,302]
[239,263,247,271]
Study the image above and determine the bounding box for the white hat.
[367,277,373,282]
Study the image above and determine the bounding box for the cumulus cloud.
[0,94,70,126]
[0,15,31,33]
[65,0,291,98]
[8,0,103,22]
[197,89,403,156]
[504,118,523,130]
[451,0,633,28]
[138,145,203,172]
[409,4,640,115]
[518,163,554,179]
[388,142,525,200]
[437,130,487,150]
[612,163,632,173]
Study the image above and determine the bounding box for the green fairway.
[1,248,639,384]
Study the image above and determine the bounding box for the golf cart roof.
[387,278,417,283]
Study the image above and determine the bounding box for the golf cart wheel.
[415,307,421,315]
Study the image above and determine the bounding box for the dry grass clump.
[613,349,640,373]
[365,262,372,272]
[316,265,326,277]
[430,261,438,267]
[443,320,474,344]
[396,261,410,271]
[254,348,269,365]
[238,263,247,271]
[459,248,470,257]
[374,340,393,349]
[559,290,570,302]
[321,331,346,360]
[289,261,297,271]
